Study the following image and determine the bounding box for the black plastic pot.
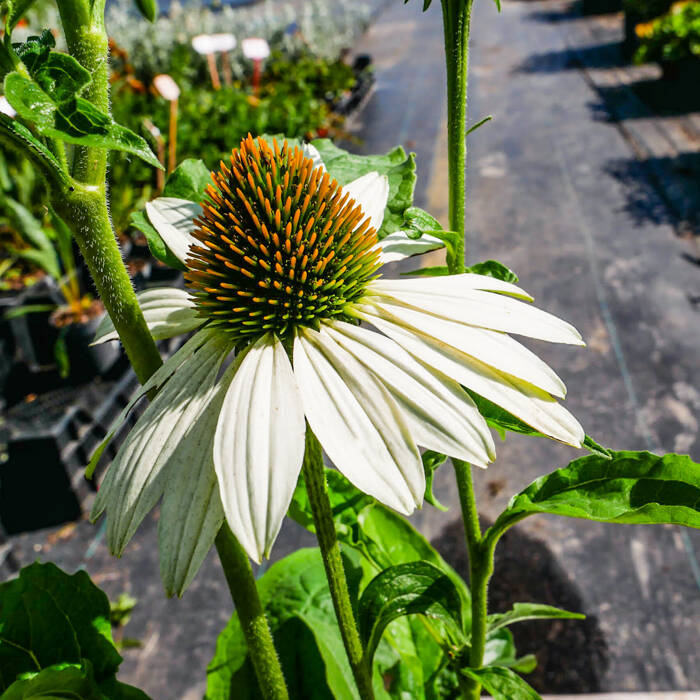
[582,0,622,15]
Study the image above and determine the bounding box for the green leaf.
[162,158,211,201]
[13,30,54,73]
[4,303,56,319]
[0,563,122,691]
[97,678,151,700]
[133,0,156,22]
[461,666,541,699]
[129,158,210,270]
[4,0,36,34]
[422,450,448,511]
[465,115,493,137]
[493,451,700,532]
[129,210,185,271]
[487,603,584,634]
[54,330,69,379]
[463,259,518,284]
[1,661,101,700]
[401,265,450,277]
[3,71,161,169]
[401,209,460,272]
[483,628,537,674]
[289,469,470,615]
[206,548,362,700]
[310,139,417,239]
[0,114,68,189]
[358,561,467,665]
[465,389,610,458]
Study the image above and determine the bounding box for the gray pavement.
[5,0,700,696]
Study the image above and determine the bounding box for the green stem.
[441,0,474,272]
[452,459,488,699]
[215,523,290,700]
[52,186,162,385]
[56,0,109,184]
[301,427,375,700]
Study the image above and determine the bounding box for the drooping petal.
[358,306,584,447]
[89,328,217,487]
[366,279,584,345]
[343,171,389,233]
[293,326,424,514]
[159,385,226,597]
[302,142,325,171]
[370,273,534,301]
[361,300,567,398]
[324,320,495,466]
[213,334,306,563]
[95,331,232,555]
[376,230,445,264]
[92,287,202,345]
[146,197,202,265]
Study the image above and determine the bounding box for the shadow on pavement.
[517,41,627,73]
[433,517,609,693]
[605,154,700,232]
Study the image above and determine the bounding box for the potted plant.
[1,195,121,387]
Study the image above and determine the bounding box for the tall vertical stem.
[50,0,163,384]
[441,2,491,697]
[301,428,375,700]
[441,0,474,270]
[215,523,290,700]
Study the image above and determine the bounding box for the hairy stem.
[215,523,290,700]
[301,428,375,700]
[441,0,474,271]
[53,187,163,384]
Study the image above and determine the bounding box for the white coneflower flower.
[93,136,584,594]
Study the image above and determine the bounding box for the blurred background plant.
[634,0,700,64]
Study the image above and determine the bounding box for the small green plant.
[634,0,700,63]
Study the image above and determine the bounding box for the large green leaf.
[461,666,541,699]
[465,389,611,458]
[289,468,470,617]
[0,563,123,692]
[493,451,700,533]
[0,661,101,700]
[3,50,160,169]
[205,548,364,700]
[358,561,467,665]
[487,603,584,635]
[310,139,416,239]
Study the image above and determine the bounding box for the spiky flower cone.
[185,135,381,342]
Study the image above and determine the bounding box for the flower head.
[93,136,585,595]
[186,137,381,340]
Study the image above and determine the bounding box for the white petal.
[370,273,534,301]
[214,334,306,563]
[159,385,226,597]
[343,172,389,233]
[366,280,583,346]
[302,143,325,171]
[89,328,216,489]
[376,231,445,264]
[362,300,567,398]
[325,320,495,466]
[146,197,202,265]
[92,287,202,345]
[358,307,584,448]
[96,332,232,554]
[293,327,424,513]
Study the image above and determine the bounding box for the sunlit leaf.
[487,603,584,634]
[461,666,541,699]
[358,561,467,665]
[493,451,700,533]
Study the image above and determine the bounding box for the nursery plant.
[634,0,700,64]
[0,0,699,699]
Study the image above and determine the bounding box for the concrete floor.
[6,0,700,696]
